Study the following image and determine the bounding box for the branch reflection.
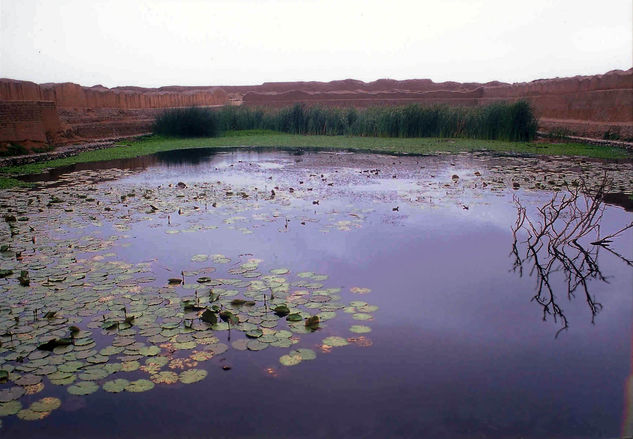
[510,176,633,336]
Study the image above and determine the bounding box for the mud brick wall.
[0,101,61,145]
[0,69,631,144]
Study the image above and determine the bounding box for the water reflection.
[511,177,633,335]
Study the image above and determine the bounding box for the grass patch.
[0,177,33,189]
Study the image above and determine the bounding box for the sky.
[0,0,631,88]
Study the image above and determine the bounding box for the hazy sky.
[1,0,631,88]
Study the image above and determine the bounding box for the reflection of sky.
[106,158,633,437]
[11,150,632,438]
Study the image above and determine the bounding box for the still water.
[1,148,632,438]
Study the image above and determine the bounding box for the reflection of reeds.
[511,176,633,336]
[153,101,539,141]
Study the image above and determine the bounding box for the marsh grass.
[154,101,539,142]
[152,107,220,137]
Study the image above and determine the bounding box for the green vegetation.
[155,101,538,141]
[0,177,32,189]
[152,107,220,137]
[0,143,28,157]
[0,131,630,189]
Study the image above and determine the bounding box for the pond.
[1,147,632,438]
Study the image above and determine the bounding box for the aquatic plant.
[208,101,539,141]
[152,101,538,141]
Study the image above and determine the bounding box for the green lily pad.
[0,401,22,416]
[15,374,41,386]
[30,397,61,412]
[139,346,161,356]
[151,371,179,384]
[179,369,207,384]
[246,340,268,351]
[58,361,84,373]
[245,329,263,338]
[68,381,99,395]
[78,368,110,381]
[145,356,170,367]
[291,348,317,360]
[99,346,124,356]
[350,325,372,334]
[121,361,140,372]
[16,409,49,421]
[126,379,155,393]
[270,268,289,275]
[322,336,349,347]
[286,313,303,322]
[103,379,130,393]
[352,313,373,321]
[356,304,379,313]
[231,339,249,351]
[279,353,302,366]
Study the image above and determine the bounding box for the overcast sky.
[1,0,631,88]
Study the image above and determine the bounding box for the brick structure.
[0,101,62,147]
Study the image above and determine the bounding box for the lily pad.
[179,369,207,384]
[16,409,49,421]
[30,397,61,412]
[103,379,130,393]
[151,371,179,385]
[67,381,99,395]
[126,379,155,392]
[291,348,317,360]
[279,353,302,366]
[322,336,349,347]
[352,313,373,321]
[350,325,372,334]
[286,313,303,322]
[0,401,22,416]
[139,346,161,356]
[15,374,41,386]
[245,329,263,338]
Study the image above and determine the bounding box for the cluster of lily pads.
[0,170,380,426]
[392,153,633,210]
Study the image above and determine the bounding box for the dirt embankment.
[0,69,631,152]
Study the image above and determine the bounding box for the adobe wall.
[0,79,229,109]
[0,101,62,146]
[1,68,631,147]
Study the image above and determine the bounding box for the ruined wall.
[0,101,62,146]
[0,80,229,109]
[0,80,229,145]
[1,69,631,146]
[240,69,632,138]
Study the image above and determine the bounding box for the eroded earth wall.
[1,68,631,150]
[0,101,62,147]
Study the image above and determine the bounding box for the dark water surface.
[2,148,632,438]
